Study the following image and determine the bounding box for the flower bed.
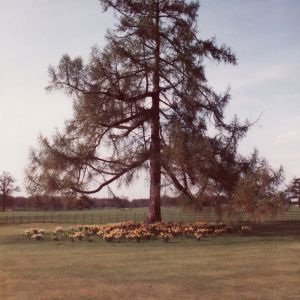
[23,222,240,243]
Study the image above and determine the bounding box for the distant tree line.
[0,194,182,211]
[1,191,294,214]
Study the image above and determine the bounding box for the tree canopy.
[231,152,286,221]
[26,0,259,222]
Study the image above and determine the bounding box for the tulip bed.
[23,221,247,243]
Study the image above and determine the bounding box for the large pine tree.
[26,0,248,222]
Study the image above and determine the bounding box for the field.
[1,206,300,225]
[1,222,300,300]
[0,207,225,225]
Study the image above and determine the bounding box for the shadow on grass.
[248,221,300,237]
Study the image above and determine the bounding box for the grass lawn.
[1,223,300,299]
[0,207,196,219]
[2,206,300,217]
[0,207,221,224]
[1,207,299,225]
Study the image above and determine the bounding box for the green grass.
[0,207,149,216]
[0,207,193,217]
[0,207,220,224]
[1,223,300,299]
[2,206,299,216]
[1,206,300,225]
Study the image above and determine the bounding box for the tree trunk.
[147,1,161,223]
[147,95,161,223]
[2,193,7,212]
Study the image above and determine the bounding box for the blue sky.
[0,0,299,198]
